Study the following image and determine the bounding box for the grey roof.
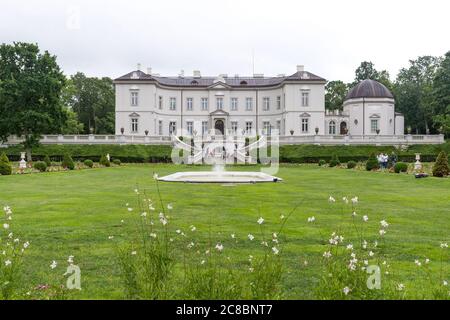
[345,79,393,100]
[114,70,326,87]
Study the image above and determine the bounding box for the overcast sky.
[0,0,449,82]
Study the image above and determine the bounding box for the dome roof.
[345,79,393,100]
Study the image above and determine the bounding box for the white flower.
[127,208,133,212]
[131,251,137,255]
[190,225,196,232]
[167,204,173,210]
[120,220,124,223]
[397,283,405,291]
[440,242,448,248]
[343,287,351,295]
[346,244,353,250]
[323,251,332,258]
[425,258,430,264]
[352,211,357,217]
[379,229,386,236]
[380,220,389,228]
[160,217,168,226]
[153,173,158,180]
[362,240,368,249]
[231,234,235,239]
[108,236,114,240]
[187,242,194,249]
[368,251,374,257]
[50,260,57,269]
[362,215,369,222]
[307,216,315,223]
[414,259,422,267]
[200,260,206,265]
[14,238,19,243]
[3,223,9,229]
[280,214,285,220]
[328,196,336,203]
[272,247,279,255]
[443,280,448,286]
[215,243,224,252]
[272,233,278,238]
[134,188,139,194]
[176,229,181,234]
[67,256,74,264]
[141,212,147,217]
[8,233,13,239]
[150,233,157,238]
[257,217,264,225]
[23,241,30,249]
[342,197,349,204]
[248,234,255,241]
[351,196,358,204]
[5,260,12,267]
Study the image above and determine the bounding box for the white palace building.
[113,65,413,143]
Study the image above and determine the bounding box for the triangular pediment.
[210,109,229,116]
[207,81,231,89]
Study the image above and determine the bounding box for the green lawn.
[1,164,449,299]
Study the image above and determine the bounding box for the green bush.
[84,159,94,168]
[99,155,111,167]
[113,159,121,166]
[432,151,450,177]
[347,161,357,169]
[394,162,408,173]
[366,153,380,171]
[318,159,326,166]
[0,153,12,175]
[43,155,51,167]
[33,161,47,172]
[62,153,75,170]
[329,154,340,167]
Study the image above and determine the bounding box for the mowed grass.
[0,164,449,299]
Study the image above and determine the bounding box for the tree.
[432,151,449,177]
[353,61,394,93]
[0,42,66,160]
[325,80,348,110]
[432,51,450,136]
[67,73,115,134]
[62,107,84,134]
[394,56,442,134]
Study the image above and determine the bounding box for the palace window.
[131,118,139,133]
[169,121,177,135]
[329,121,336,135]
[245,97,253,111]
[169,97,176,110]
[276,120,281,133]
[202,121,208,135]
[231,98,238,111]
[186,98,193,111]
[201,98,208,111]
[158,120,163,135]
[276,96,281,110]
[263,121,271,135]
[371,119,379,133]
[245,121,253,134]
[216,97,224,110]
[158,96,163,110]
[130,91,139,106]
[263,97,270,111]
[186,121,193,135]
[231,121,238,134]
[301,118,309,133]
[301,91,309,107]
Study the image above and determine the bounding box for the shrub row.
[0,142,448,164]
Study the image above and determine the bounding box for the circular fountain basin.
[157,171,282,183]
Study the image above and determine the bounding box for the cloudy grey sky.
[0,0,449,82]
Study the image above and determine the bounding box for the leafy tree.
[394,56,442,134]
[325,80,348,110]
[67,73,115,134]
[61,153,75,170]
[432,151,449,177]
[0,42,66,160]
[99,154,111,167]
[62,107,84,134]
[432,51,450,136]
[0,152,12,175]
[353,61,394,93]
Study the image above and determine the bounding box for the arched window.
[329,121,336,135]
[191,80,198,85]
[240,80,247,85]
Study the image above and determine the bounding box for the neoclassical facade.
[114,66,404,137]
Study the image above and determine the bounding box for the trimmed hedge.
[84,159,94,168]
[0,153,12,175]
[99,155,111,167]
[33,161,47,172]
[394,162,408,173]
[1,141,448,164]
[347,161,357,169]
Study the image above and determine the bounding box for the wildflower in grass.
[443,280,448,286]
[248,234,255,241]
[67,255,74,264]
[3,223,9,229]
[134,188,139,194]
[323,251,332,258]
[272,247,279,255]
[425,258,430,264]
[307,216,315,223]
[379,229,386,236]
[159,217,168,226]
[261,241,268,247]
[50,261,57,269]
[121,220,124,223]
[342,197,349,204]
[362,240,368,249]
[141,212,147,217]
[187,242,194,249]
[257,217,264,225]
[343,287,351,295]
[397,283,405,291]
[414,259,422,267]
[249,267,254,272]
[23,241,30,249]
[273,233,278,238]
[362,215,368,222]
[351,196,358,204]
[440,243,448,248]
[328,196,335,203]
[230,234,235,239]
[352,211,357,217]
[153,173,158,180]
[369,251,374,257]
[215,243,224,252]
[167,204,173,210]
[176,229,181,234]
[108,236,114,240]
[190,225,196,232]
[200,260,205,265]
[5,260,11,267]
[346,244,353,250]
[8,233,13,238]
[380,220,389,228]
[150,233,157,238]
[280,214,285,220]
[127,208,133,212]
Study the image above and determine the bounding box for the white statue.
[106,153,110,161]
[414,153,422,172]
[19,152,27,171]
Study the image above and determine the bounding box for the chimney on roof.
[137,63,141,71]
[253,73,264,78]
[297,65,304,72]
[193,70,201,78]
[179,69,185,78]
[147,67,152,75]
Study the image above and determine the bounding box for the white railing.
[0,134,445,147]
